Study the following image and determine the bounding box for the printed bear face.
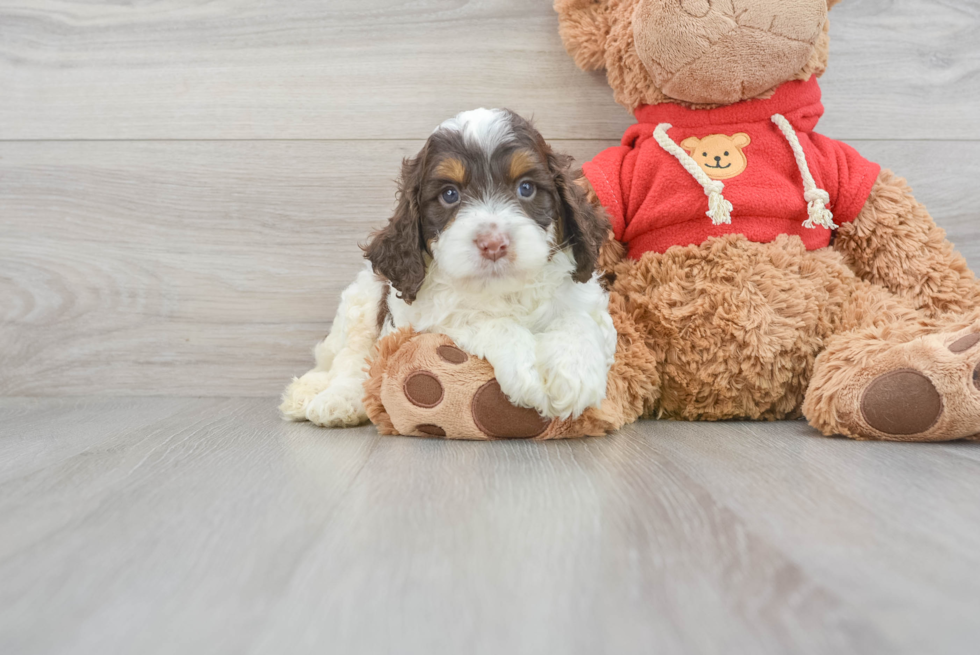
[554,0,843,111]
[681,133,752,180]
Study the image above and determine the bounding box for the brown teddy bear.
[364,0,980,442]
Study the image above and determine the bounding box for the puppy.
[280,108,616,428]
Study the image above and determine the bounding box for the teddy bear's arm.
[833,169,980,318]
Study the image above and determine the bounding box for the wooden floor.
[2,398,980,655]
[4,1,980,653]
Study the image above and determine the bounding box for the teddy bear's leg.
[364,298,661,440]
[372,332,559,440]
[834,170,980,317]
[804,282,980,441]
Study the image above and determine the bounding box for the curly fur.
[834,170,980,318]
[364,155,428,304]
[550,152,609,282]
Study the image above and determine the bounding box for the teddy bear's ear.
[554,0,612,71]
[827,0,843,8]
[680,136,701,153]
[733,133,751,149]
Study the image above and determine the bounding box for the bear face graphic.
[681,133,751,180]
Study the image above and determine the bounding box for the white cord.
[771,114,838,230]
[653,123,733,225]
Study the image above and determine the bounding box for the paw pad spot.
[471,379,551,439]
[404,371,444,408]
[437,345,468,364]
[974,363,980,391]
[416,424,447,437]
[861,369,943,436]
[949,333,980,353]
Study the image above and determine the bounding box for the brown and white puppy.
[281,109,616,428]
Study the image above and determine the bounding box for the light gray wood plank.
[632,419,980,654]
[0,396,201,484]
[1,0,978,141]
[2,397,980,654]
[3,139,978,397]
[0,397,382,655]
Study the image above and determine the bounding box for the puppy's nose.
[475,232,510,262]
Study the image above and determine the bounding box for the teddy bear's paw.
[304,377,369,428]
[279,371,336,421]
[379,333,557,440]
[827,327,980,442]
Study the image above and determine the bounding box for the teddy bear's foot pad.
[860,369,943,436]
[471,380,552,439]
[821,328,980,441]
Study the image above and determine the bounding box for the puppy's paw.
[494,366,548,416]
[536,340,609,419]
[305,377,369,428]
[279,371,335,421]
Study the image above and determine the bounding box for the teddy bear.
[362,0,980,442]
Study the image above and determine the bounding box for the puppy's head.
[365,109,609,303]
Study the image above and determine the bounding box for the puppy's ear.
[364,153,427,304]
[548,150,610,283]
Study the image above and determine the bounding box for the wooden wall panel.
[0,1,978,140]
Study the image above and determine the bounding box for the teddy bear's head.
[555,0,843,110]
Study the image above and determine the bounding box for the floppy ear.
[680,136,701,154]
[732,133,751,149]
[554,0,611,71]
[364,153,427,304]
[548,150,611,283]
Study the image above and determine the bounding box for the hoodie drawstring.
[771,114,838,230]
[654,123,733,226]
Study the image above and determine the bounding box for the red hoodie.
[582,78,881,259]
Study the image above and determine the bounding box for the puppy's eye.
[517,181,536,199]
[440,187,460,206]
